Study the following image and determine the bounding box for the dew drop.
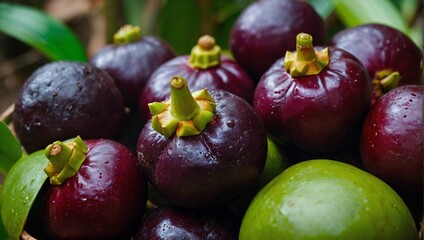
[226,120,235,128]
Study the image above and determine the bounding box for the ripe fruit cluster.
[2,0,423,239]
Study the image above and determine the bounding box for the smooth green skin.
[240,160,418,240]
[258,137,290,188]
[0,150,48,240]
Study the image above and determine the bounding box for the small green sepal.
[113,24,142,45]
[149,76,216,138]
[284,33,329,77]
[189,35,221,69]
[44,135,88,185]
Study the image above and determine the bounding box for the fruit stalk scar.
[148,76,216,138]
[189,35,221,69]
[284,32,329,77]
[44,136,88,185]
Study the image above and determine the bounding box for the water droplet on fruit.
[104,161,109,164]
[52,92,58,97]
[76,83,83,91]
[81,197,87,202]
[20,185,26,191]
[226,120,235,128]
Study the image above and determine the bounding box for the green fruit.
[259,137,290,187]
[240,160,418,240]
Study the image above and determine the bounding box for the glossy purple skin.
[330,24,423,103]
[254,47,372,154]
[138,55,255,123]
[360,85,423,195]
[230,0,326,82]
[43,139,148,240]
[13,61,126,153]
[134,206,239,240]
[137,90,267,209]
[91,36,176,107]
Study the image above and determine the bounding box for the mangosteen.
[137,76,267,209]
[138,35,255,123]
[330,23,423,104]
[360,85,423,196]
[229,0,326,81]
[91,25,176,107]
[133,205,240,240]
[254,33,371,154]
[13,61,126,153]
[41,136,147,239]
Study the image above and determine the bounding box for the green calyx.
[284,33,329,77]
[148,76,216,138]
[44,136,88,186]
[189,35,221,69]
[373,70,400,97]
[113,25,142,45]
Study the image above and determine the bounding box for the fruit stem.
[44,136,88,185]
[189,35,221,69]
[148,76,216,138]
[113,25,142,45]
[284,33,329,77]
[373,70,400,96]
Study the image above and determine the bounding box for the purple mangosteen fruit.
[41,136,147,240]
[254,33,371,154]
[360,84,423,196]
[91,25,176,107]
[330,23,423,105]
[133,205,240,240]
[229,0,326,82]
[138,35,255,123]
[137,76,267,209]
[12,61,126,153]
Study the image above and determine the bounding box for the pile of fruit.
[0,0,422,239]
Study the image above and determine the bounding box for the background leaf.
[0,150,48,240]
[0,3,87,61]
[0,121,22,175]
[332,0,410,35]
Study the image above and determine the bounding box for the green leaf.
[0,3,87,61]
[332,0,410,35]
[157,0,201,54]
[0,216,7,240]
[0,150,48,240]
[0,121,22,175]
[307,0,335,20]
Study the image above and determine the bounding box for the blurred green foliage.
[0,0,422,58]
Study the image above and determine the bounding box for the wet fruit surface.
[239,160,419,240]
[230,0,325,81]
[91,30,176,107]
[12,61,126,153]
[330,23,423,104]
[360,85,423,195]
[254,46,371,153]
[134,205,239,240]
[137,89,267,209]
[42,139,147,240]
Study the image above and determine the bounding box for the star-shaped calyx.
[148,76,216,138]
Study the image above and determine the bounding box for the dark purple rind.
[230,0,326,82]
[133,205,239,240]
[137,90,267,209]
[91,36,176,107]
[254,47,371,154]
[360,85,423,195]
[43,139,147,240]
[13,61,126,153]
[138,55,255,123]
